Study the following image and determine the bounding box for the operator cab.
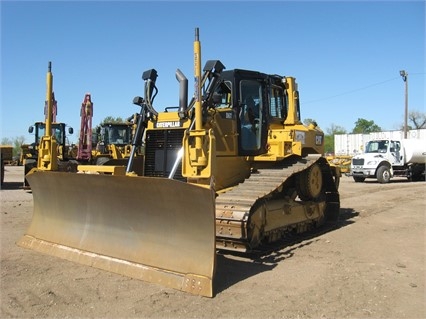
[216,69,289,156]
[96,124,132,146]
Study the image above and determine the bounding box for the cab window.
[214,81,232,108]
[269,85,287,120]
[240,80,263,151]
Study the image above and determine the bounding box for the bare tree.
[408,110,426,129]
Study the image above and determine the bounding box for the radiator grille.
[144,129,185,181]
[352,158,364,165]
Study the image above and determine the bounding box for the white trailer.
[334,129,426,156]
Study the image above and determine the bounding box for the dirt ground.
[1,165,425,319]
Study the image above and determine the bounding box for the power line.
[304,76,400,104]
[304,72,425,105]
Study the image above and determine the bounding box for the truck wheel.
[410,174,425,182]
[353,176,365,183]
[408,165,425,182]
[376,166,391,183]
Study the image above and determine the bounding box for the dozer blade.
[17,171,216,297]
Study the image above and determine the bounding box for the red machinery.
[76,94,93,161]
[44,92,57,123]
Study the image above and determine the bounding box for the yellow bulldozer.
[21,78,77,189]
[18,28,340,297]
[326,154,352,175]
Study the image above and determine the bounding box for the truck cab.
[351,139,402,183]
[350,138,426,183]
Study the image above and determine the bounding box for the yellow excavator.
[18,28,340,297]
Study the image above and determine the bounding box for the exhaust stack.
[176,68,188,115]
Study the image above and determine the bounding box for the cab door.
[238,79,267,155]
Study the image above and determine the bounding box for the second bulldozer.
[18,28,340,298]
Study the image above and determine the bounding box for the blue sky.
[1,0,424,144]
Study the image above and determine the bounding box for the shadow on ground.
[214,206,359,295]
[0,182,24,190]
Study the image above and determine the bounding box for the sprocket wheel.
[296,163,323,201]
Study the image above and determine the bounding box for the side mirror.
[28,126,34,134]
[68,127,74,135]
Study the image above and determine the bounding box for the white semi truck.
[350,138,426,183]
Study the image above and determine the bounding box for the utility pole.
[399,70,408,138]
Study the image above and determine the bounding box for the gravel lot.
[1,165,425,318]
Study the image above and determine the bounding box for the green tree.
[93,117,126,134]
[1,137,12,145]
[303,118,317,126]
[324,124,347,154]
[352,118,381,134]
[100,116,125,125]
[1,136,25,157]
[13,136,26,156]
[326,124,347,136]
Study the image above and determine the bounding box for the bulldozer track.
[218,219,340,259]
[215,154,333,252]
